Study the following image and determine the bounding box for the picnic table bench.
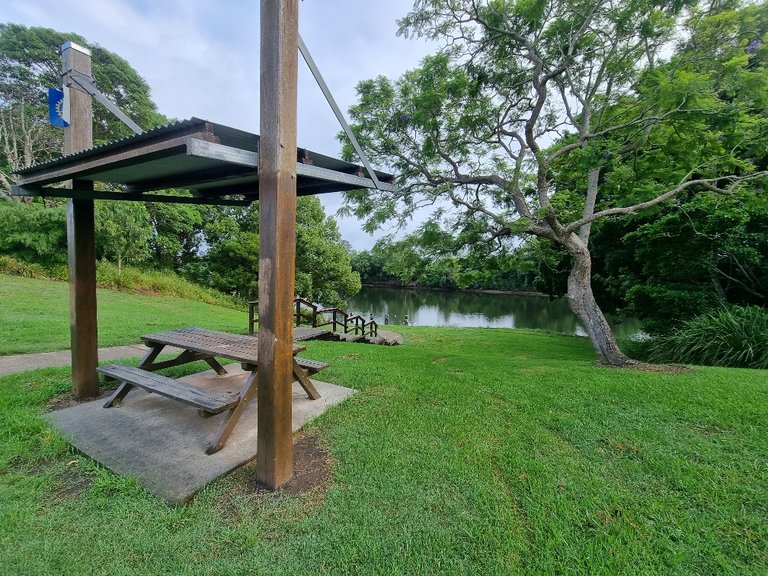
[98,327,328,454]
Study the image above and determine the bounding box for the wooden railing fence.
[249,297,378,338]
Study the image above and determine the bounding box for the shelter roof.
[12,118,395,206]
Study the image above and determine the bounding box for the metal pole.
[257,0,299,489]
[298,35,383,189]
[62,41,99,399]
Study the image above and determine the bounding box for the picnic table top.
[141,327,305,365]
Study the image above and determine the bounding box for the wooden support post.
[63,41,99,399]
[256,0,299,489]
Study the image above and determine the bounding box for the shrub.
[94,261,243,310]
[642,306,768,369]
[0,256,242,311]
[0,202,67,266]
[0,255,52,279]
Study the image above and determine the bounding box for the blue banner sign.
[48,87,70,127]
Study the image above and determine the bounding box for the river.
[346,286,641,339]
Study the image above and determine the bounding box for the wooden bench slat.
[98,364,238,413]
[295,357,328,373]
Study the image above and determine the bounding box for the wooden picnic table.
[99,327,327,454]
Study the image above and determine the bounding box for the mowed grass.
[0,274,248,354]
[1,314,766,573]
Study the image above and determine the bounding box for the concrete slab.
[44,367,354,503]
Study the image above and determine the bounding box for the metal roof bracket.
[63,69,144,135]
[298,34,383,191]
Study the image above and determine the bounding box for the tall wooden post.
[62,41,99,399]
[256,0,299,488]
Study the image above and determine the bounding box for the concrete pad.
[44,367,354,503]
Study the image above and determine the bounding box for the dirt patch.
[10,458,93,500]
[598,360,692,373]
[240,432,334,498]
[53,460,93,499]
[45,388,115,412]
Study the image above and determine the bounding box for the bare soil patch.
[598,360,692,373]
[236,432,334,498]
[45,388,115,412]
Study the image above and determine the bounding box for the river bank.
[361,283,549,298]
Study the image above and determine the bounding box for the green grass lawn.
[1,277,766,574]
[0,274,248,354]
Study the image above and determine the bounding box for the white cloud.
[1,0,437,249]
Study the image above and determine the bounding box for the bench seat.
[295,357,329,374]
[99,364,239,413]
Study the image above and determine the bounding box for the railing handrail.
[249,298,377,338]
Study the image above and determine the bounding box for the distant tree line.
[351,224,538,292]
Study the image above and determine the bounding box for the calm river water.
[346,286,641,339]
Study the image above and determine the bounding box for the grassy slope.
[1,319,766,574]
[0,274,248,354]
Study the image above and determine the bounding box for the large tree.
[533,0,768,331]
[342,0,767,365]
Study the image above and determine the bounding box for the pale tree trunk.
[562,232,634,365]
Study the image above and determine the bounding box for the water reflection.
[346,287,640,338]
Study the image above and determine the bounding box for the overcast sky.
[1,0,438,249]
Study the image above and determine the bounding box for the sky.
[1,0,438,249]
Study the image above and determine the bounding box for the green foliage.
[339,0,768,363]
[640,306,768,368]
[145,200,205,269]
[0,255,59,279]
[0,23,165,142]
[295,197,361,306]
[0,201,66,266]
[95,201,153,272]
[202,230,260,300]
[352,227,537,292]
[584,169,768,332]
[93,262,242,310]
[0,24,167,193]
[184,198,360,305]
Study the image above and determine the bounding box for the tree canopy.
[342,0,768,364]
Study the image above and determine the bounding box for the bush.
[641,306,768,369]
[0,202,67,266]
[0,256,242,311]
[0,255,49,278]
[94,261,243,310]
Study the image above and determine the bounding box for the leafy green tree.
[189,198,360,304]
[0,201,66,265]
[203,230,261,299]
[95,201,153,273]
[342,0,767,365]
[145,200,205,269]
[542,1,768,331]
[350,247,389,284]
[295,197,361,306]
[588,188,768,332]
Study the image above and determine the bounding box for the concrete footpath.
[0,344,167,376]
